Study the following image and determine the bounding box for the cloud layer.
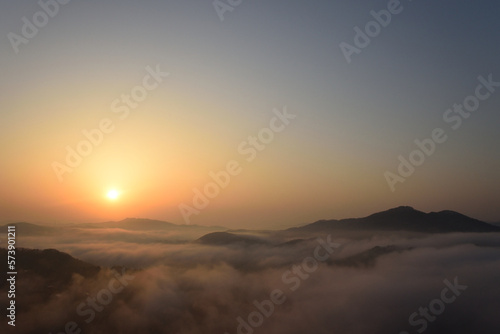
[1,226,500,334]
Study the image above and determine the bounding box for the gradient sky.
[1,0,499,228]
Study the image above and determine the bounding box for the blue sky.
[1,0,499,227]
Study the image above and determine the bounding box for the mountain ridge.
[3,207,498,234]
[290,206,500,233]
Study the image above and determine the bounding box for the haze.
[1,0,499,229]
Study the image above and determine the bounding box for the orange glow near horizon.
[1,2,499,229]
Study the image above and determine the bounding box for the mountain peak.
[379,206,418,213]
[392,206,415,211]
[365,206,424,220]
[292,206,500,233]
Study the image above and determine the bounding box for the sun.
[106,189,120,200]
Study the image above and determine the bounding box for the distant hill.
[329,245,411,268]
[197,232,268,246]
[1,222,56,235]
[76,218,225,232]
[289,206,500,233]
[275,238,308,248]
[84,218,179,230]
[0,248,100,295]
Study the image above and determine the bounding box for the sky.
[0,0,499,228]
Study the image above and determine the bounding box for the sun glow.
[106,189,120,200]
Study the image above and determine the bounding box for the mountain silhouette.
[329,245,412,268]
[289,206,500,233]
[75,218,225,232]
[0,248,100,298]
[4,207,498,238]
[88,218,178,230]
[197,232,268,246]
[1,222,56,235]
